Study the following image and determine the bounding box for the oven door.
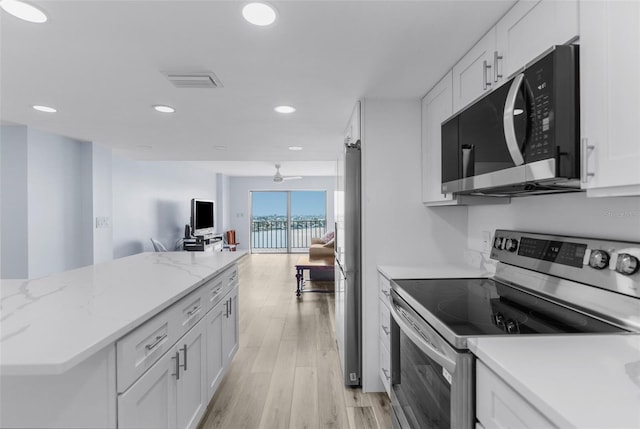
[389,289,474,429]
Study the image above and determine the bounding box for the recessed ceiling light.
[214,146,227,151]
[153,105,175,113]
[32,105,56,113]
[0,0,47,23]
[288,146,303,151]
[275,105,296,114]
[242,2,277,26]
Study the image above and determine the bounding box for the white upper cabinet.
[496,0,578,79]
[422,71,456,205]
[453,0,579,114]
[452,28,497,113]
[580,0,640,197]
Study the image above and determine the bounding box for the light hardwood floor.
[198,253,391,429]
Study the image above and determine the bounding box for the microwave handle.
[503,73,526,166]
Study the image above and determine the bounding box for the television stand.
[184,234,223,252]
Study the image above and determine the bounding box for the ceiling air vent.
[164,72,223,89]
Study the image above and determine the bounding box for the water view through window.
[251,191,327,252]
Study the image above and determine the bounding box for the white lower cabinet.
[118,266,239,429]
[118,340,177,429]
[476,361,555,429]
[205,299,225,399]
[118,317,207,429]
[222,286,239,365]
[377,271,392,397]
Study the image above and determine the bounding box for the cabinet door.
[176,321,207,429]
[222,287,239,365]
[581,0,640,196]
[496,0,578,79]
[205,300,225,399]
[422,71,456,205]
[476,362,555,429]
[452,28,496,112]
[118,347,177,429]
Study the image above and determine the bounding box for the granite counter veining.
[0,251,246,376]
[469,335,640,429]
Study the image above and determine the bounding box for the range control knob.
[494,237,503,249]
[506,320,519,334]
[588,250,610,270]
[505,238,518,252]
[616,253,639,275]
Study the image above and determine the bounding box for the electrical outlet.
[482,230,492,253]
[95,216,111,229]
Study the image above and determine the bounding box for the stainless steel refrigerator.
[334,140,361,386]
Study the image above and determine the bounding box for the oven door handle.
[389,300,457,374]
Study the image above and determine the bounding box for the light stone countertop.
[469,335,640,429]
[377,264,490,280]
[0,251,247,376]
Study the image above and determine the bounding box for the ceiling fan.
[273,164,302,183]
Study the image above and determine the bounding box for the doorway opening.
[250,190,327,253]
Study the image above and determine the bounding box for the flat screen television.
[191,198,215,236]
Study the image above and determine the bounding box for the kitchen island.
[0,250,246,428]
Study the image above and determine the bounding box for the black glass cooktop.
[393,278,626,337]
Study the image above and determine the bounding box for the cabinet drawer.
[176,286,208,336]
[203,274,225,311]
[378,339,391,397]
[379,301,391,351]
[116,306,179,393]
[476,361,556,429]
[225,265,239,289]
[378,273,391,304]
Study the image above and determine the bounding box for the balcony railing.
[251,219,327,250]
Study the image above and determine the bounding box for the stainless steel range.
[389,230,640,429]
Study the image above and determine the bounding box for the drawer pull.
[381,325,390,336]
[180,344,187,371]
[145,334,167,351]
[229,297,233,315]
[381,368,390,381]
[172,351,180,380]
[187,305,201,318]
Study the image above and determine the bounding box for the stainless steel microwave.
[441,45,580,196]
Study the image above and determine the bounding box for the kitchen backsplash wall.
[467,192,640,268]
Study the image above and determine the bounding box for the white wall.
[227,176,336,250]
[111,157,217,258]
[360,99,469,392]
[91,143,113,264]
[1,126,29,278]
[468,192,640,262]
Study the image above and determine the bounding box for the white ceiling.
[0,0,515,176]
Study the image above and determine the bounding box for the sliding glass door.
[250,191,326,253]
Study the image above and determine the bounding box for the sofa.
[309,232,335,281]
[309,237,335,257]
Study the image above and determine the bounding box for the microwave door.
[503,73,534,166]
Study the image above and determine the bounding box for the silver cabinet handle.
[503,73,526,166]
[145,334,167,351]
[381,368,390,381]
[224,299,229,318]
[187,305,201,318]
[172,351,180,380]
[180,345,187,372]
[494,51,503,82]
[581,138,595,184]
[228,297,233,316]
[483,60,492,90]
[381,325,390,336]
